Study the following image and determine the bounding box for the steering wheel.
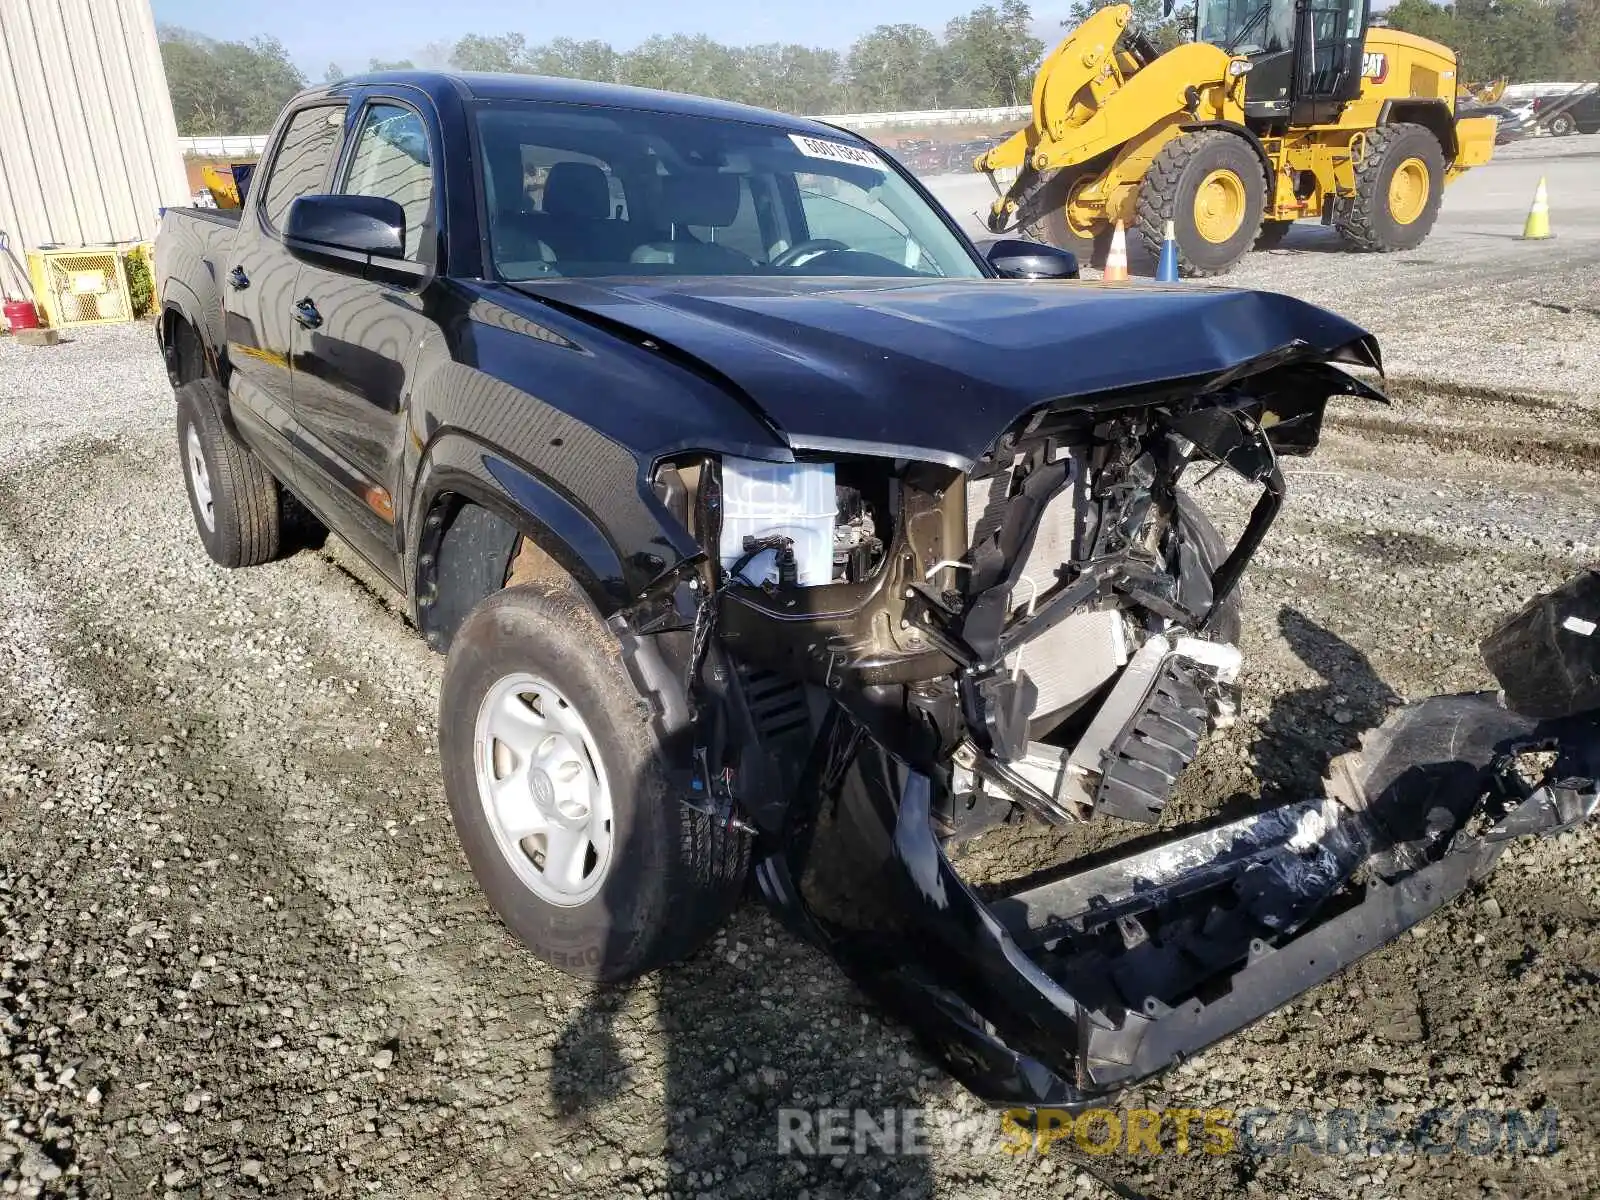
[771,238,851,269]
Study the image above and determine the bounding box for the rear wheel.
[1136,131,1265,277]
[175,378,283,568]
[1337,123,1445,252]
[1547,112,1577,137]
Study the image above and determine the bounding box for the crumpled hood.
[512,276,1380,469]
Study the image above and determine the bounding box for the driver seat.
[630,173,753,272]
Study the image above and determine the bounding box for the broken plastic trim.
[755,693,1600,1108]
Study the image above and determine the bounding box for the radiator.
[966,470,1128,720]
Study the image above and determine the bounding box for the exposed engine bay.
[624,336,1600,1109]
[651,344,1352,836]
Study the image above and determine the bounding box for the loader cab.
[1197,0,1370,126]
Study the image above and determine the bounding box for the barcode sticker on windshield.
[788,134,881,168]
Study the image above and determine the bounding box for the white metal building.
[0,0,190,253]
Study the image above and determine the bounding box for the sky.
[148,0,1080,77]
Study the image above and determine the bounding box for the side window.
[339,103,434,260]
[260,105,346,232]
[797,172,920,267]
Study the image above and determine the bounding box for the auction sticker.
[789,133,882,168]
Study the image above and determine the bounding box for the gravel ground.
[0,175,1597,1200]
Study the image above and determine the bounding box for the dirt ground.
[0,138,1597,1200]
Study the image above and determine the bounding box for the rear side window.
[260,105,346,232]
[339,103,435,260]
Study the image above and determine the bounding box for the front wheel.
[1033,164,1114,267]
[439,584,749,982]
[1136,131,1266,277]
[1174,491,1243,644]
[1337,123,1445,252]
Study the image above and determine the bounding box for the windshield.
[475,102,985,281]
[1197,0,1295,54]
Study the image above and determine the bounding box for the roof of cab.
[327,70,858,141]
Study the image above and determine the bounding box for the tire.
[175,378,282,568]
[1033,164,1114,267]
[1254,218,1295,251]
[1336,123,1445,252]
[1175,491,1243,645]
[439,584,750,983]
[1546,113,1576,137]
[1136,131,1266,277]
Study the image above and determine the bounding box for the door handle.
[227,265,249,290]
[292,298,322,329]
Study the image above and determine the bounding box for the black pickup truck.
[154,71,1599,1110]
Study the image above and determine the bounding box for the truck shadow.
[546,900,943,1198]
[543,726,946,1200]
[1245,605,1401,808]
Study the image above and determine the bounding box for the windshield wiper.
[1222,3,1271,52]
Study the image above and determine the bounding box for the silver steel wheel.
[185,423,216,533]
[473,672,615,906]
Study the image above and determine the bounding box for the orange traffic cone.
[1103,221,1129,281]
[1518,176,1552,240]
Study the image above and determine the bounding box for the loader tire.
[1136,131,1265,277]
[1034,165,1113,267]
[1337,123,1444,252]
[1254,219,1296,251]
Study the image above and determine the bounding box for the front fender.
[406,430,649,623]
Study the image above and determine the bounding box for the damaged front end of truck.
[612,304,1599,1109]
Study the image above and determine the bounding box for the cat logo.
[1362,51,1389,83]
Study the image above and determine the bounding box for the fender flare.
[1177,120,1275,194]
[159,280,214,380]
[160,289,253,444]
[407,431,631,643]
[1377,98,1459,161]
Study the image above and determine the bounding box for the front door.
[290,99,440,587]
[1290,0,1368,124]
[224,102,347,482]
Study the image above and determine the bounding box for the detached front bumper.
[756,693,1599,1108]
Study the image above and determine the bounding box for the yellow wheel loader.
[977,1,1497,276]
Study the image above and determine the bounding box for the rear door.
[288,95,439,586]
[224,102,346,482]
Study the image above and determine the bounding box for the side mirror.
[983,237,1080,280]
[284,195,409,277]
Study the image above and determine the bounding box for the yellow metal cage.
[27,248,135,328]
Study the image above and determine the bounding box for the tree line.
[160,0,1599,139]
[1385,0,1600,86]
[159,1,1042,137]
